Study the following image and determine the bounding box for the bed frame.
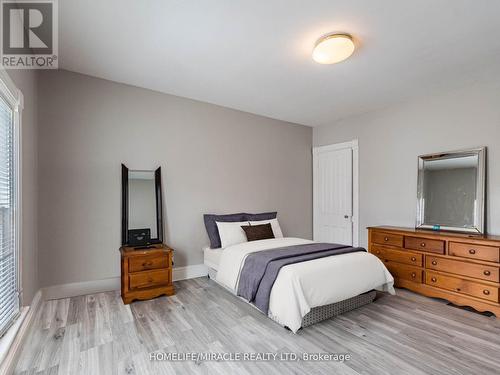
[207,267,377,328]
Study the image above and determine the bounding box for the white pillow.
[216,221,250,248]
[248,218,283,238]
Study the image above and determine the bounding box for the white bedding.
[203,246,224,270]
[216,237,395,333]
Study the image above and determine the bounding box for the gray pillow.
[203,212,277,248]
[244,212,277,222]
[203,213,246,249]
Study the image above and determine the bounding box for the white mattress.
[203,246,224,270]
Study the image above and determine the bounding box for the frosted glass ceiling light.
[313,34,355,64]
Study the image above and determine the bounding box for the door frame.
[313,139,359,247]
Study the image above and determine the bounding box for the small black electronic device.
[128,228,151,246]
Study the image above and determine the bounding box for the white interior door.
[313,143,355,245]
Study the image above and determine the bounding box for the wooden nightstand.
[119,243,175,304]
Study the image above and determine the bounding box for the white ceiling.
[59,1,500,127]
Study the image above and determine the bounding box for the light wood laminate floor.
[14,278,500,375]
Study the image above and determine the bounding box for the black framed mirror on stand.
[121,164,164,247]
[119,164,174,303]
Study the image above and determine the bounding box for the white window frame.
[0,69,23,337]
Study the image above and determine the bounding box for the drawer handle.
[469,249,476,255]
[431,277,437,282]
[142,262,153,267]
[420,242,426,247]
[411,272,416,278]
[484,270,491,276]
[431,260,437,265]
[456,288,461,291]
[376,250,381,254]
[483,290,490,296]
[411,257,417,262]
[384,237,389,242]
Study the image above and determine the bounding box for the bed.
[203,237,394,333]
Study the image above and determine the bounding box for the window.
[0,74,21,338]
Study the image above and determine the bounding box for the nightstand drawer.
[129,269,170,290]
[129,254,169,272]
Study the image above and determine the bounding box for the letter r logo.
[2,1,53,54]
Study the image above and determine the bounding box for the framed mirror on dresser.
[369,146,498,317]
[416,147,486,233]
[119,164,175,304]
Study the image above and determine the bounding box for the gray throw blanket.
[237,243,365,313]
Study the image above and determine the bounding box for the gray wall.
[38,70,312,288]
[314,78,500,247]
[7,69,39,304]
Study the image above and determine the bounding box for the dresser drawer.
[426,271,499,303]
[372,232,403,247]
[405,236,445,254]
[426,256,499,282]
[371,246,423,267]
[129,254,169,272]
[385,261,422,283]
[129,269,170,290]
[449,242,500,263]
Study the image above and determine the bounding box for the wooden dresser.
[119,244,175,304]
[368,226,500,316]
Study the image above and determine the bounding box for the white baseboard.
[172,264,208,281]
[0,290,43,375]
[42,264,208,300]
[42,277,121,300]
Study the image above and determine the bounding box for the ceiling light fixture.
[312,33,355,64]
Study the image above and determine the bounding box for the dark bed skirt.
[301,290,377,327]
